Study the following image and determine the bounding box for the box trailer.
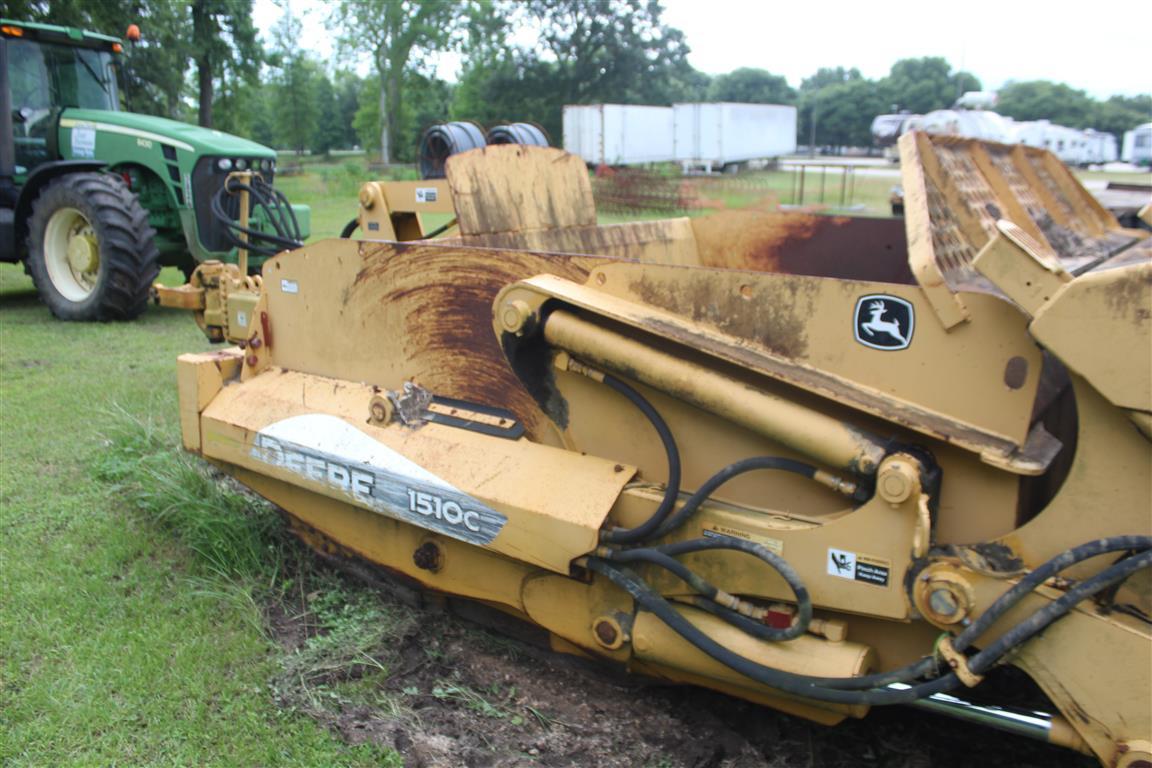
[673,102,797,171]
[562,104,674,166]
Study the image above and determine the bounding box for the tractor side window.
[7,38,53,174]
[50,47,117,110]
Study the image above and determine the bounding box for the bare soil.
[265,559,1096,768]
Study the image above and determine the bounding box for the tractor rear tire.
[26,172,160,321]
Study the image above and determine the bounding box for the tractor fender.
[13,160,106,255]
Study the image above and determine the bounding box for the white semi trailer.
[672,102,797,172]
[562,105,674,166]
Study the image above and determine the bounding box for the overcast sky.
[255,0,1150,100]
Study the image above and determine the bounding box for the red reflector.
[765,610,792,629]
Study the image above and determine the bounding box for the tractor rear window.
[8,37,118,112]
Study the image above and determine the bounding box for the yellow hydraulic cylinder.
[544,310,887,476]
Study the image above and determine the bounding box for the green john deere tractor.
[0,19,309,321]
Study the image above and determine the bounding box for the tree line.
[9,0,1151,162]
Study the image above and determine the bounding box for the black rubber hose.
[608,538,810,641]
[953,535,1152,653]
[589,557,957,705]
[652,537,812,640]
[600,373,681,544]
[678,593,933,698]
[966,548,1152,676]
[226,176,302,242]
[652,456,818,540]
[340,218,359,238]
[211,176,304,256]
[589,549,1150,705]
[794,535,1152,691]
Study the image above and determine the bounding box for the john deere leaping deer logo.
[854,295,914,351]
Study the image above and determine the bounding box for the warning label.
[416,187,438,203]
[701,523,783,555]
[827,547,890,587]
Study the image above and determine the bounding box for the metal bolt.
[246,354,258,366]
[929,588,960,618]
[878,460,916,504]
[500,300,534,334]
[369,395,393,425]
[413,542,442,572]
[593,620,618,647]
[249,337,262,349]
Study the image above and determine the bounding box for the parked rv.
[1122,123,1152,166]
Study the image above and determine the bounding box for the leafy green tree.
[453,53,563,138]
[452,0,705,140]
[397,71,454,162]
[707,68,795,105]
[997,80,1098,128]
[190,0,261,128]
[799,66,864,94]
[352,74,382,153]
[1093,95,1152,141]
[880,57,981,113]
[331,0,481,164]
[332,70,366,149]
[312,77,346,155]
[265,11,320,154]
[797,67,863,147]
[806,79,887,150]
[525,0,696,105]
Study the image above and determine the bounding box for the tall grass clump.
[94,406,287,588]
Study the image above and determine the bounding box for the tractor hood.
[61,109,275,158]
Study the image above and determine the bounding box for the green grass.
[0,264,400,766]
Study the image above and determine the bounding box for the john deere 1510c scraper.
[159,133,1151,766]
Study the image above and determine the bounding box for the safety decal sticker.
[71,125,96,158]
[251,414,507,546]
[853,294,914,351]
[415,187,438,203]
[827,547,891,586]
[701,522,783,555]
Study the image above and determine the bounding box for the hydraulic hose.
[821,535,1152,691]
[652,456,819,540]
[952,535,1152,654]
[964,548,1152,676]
[589,557,958,705]
[589,546,1150,706]
[606,536,811,641]
[599,373,681,544]
[210,174,304,259]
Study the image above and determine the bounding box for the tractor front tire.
[26,172,160,321]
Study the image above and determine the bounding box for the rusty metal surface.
[900,133,1146,313]
[690,212,914,284]
[445,145,596,235]
[260,239,609,442]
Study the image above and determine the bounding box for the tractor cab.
[3,21,120,186]
[0,19,308,321]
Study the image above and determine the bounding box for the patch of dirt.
[264,561,1095,768]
